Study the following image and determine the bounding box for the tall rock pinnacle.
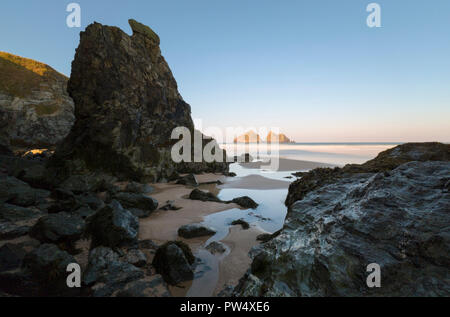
[52,20,227,181]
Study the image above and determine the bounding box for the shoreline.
[139,169,289,296]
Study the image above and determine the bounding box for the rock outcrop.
[0,52,74,150]
[266,131,292,143]
[152,241,196,285]
[51,20,228,182]
[234,130,261,144]
[233,143,450,296]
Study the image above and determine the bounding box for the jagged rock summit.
[52,20,227,181]
[0,52,74,150]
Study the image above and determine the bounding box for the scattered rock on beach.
[159,200,182,211]
[29,212,85,248]
[0,243,26,272]
[83,246,144,296]
[176,174,199,186]
[86,200,139,249]
[125,249,147,268]
[22,243,79,296]
[113,192,158,212]
[231,219,250,230]
[230,196,258,209]
[206,241,227,255]
[188,188,222,203]
[123,182,154,194]
[178,223,216,239]
[152,241,195,285]
[115,275,170,297]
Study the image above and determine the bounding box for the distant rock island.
[266,131,293,143]
[0,52,74,150]
[233,130,261,143]
[234,130,294,143]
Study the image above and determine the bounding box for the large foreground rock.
[51,20,228,182]
[234,143,450,297]
[86,200,139,248]
[0,52,74,150]
[83,246,144,297]
[29,212,85,247]
[152,241,195,285]
[21,243,79,296]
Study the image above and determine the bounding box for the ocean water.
[221,143,399,166]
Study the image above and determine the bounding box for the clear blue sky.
[1,0,449,142]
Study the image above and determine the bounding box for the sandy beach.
[139,168,288,296]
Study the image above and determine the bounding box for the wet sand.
[139,171,289,296]
[239,157,333,171]
[221,174,290,190]
[214,225,265,295]
[139,181,238,243]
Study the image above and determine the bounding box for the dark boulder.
[86,200,139,248]
[115,275,170,297]
[125,249,147,267]
[29,212,85,248]
[176,174,199,186]
[114,192,158,212]
[123,182,154,194]
[0,176,50,207]
[83,246,144,297]
[22,243,79,296]
[189,188,222,203]
[0,203,42,223]
[231,219,250,230]
[0,222,30,240]
[206,241,227,255]
[178,223,216,239]
[0,243,26,272]
[75,192,105,210]
[230,196,258,209]
[152,241,195,285]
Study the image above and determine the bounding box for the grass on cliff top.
[128,19,160,44]
[0,51,67,98]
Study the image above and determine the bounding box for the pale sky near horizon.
[1,0,449,142]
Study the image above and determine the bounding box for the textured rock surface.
[152,241,195,285]
[234,143,450,297]
[51,20,228,182]
[178,223,216,239]
[29,212,85,246]
[0,52,74,150]
[86,200,139,248]
[83,246,144,296]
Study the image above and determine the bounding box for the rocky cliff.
[233,143,450,296]
[0,52,74,150]
[51,20,228,182]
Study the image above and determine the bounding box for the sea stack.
[266,131,292,143]
[51,20,228,182]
